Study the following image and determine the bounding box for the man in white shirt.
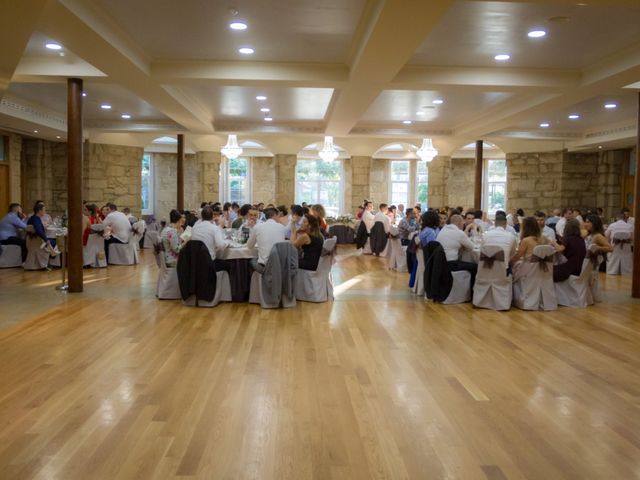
[483,213,517,267]
[362,201,375,232]
[246,207,286,273]
[191,206,230,271]
[554,208,572,238]
[436,214,478,286]
[103,203,132,262]
[622,207,635,226]
[545,208,562,226]
[605,211,634,242]
[535,211,557,244]
[373,203,391,233]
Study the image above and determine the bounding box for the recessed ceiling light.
[238,47,254,55]
[494,54,511,61]
[598,145,603,149]
[121,114,131,119]
[403,120,412,125]
[264,116,273,122]
[256,95,267,101]
[527,30,546,38]
[45,42,62,50]
[432,99,444,105]
[540,122,550,128]
[260,107,270,113]
[416,111,426,116]
[56,135,61,139]
[100,104,112,110]
[604,103,617,109]
[81,92,87,97]
[229,22,247,30]
[568,113,580,119]
[33,130,39,133]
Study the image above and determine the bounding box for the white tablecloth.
[218,245,257,260]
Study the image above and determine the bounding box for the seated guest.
[355,205,364,220]
[82,203,98,247]
[232,204,252,229]
[246,207,286,273]
[230,202,240,221]
[275,205,289,226]
[605,210,634,241]
[99,204,110,221]
[373,203,391,233]
[622,207,634,226]
[438,212,448,228]
[482,213,517,268]
[414,204,422,217]
[103,203,132,262]
[311,204,328,236]
[572,208,584,223]
[30,200,53,227]
[27,203,58,256]
[211,206,225,228]
[191,206,230,271]
[555,208,572,239]
[160,209,185,267]
[397,204,405,218]
[398,208,419,272]
[388,205,397,223]
[291,213,324,271]
[362,200,375,232]
[584,214,613,255]
[546,208,562,227]
[285,205,304,240]
[123,207,137,223]
[553,219,586,282]
[246,208,260,228]
[535,211,557,244]
[463,211,481,237]
[0,203,28,261]
[510,216,548,281]
[419,210,440,248]
[436,214,478,286]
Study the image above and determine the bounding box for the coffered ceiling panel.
[411,1,640,69]
[92,0,367,62]
[177,85,334,124]
[359,90,513,128]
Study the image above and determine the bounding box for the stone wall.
[197,151,221,204]
[275,154,297,208]
[351,156,371,211]
[447,158,475,210]
[153,152,199,221]
[595,150,624,220]
[252,156,277,204]
[506,151,563,214]
[8,133,22,204]
[427,156,450,209]
[369,158,388,206]
[23,138,67,215]
[342,157,353,214]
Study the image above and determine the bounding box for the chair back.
[130,220,146,244]
[530,245,556,273]
[477,245,508,282]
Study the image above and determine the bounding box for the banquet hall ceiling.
[1,0,639,154]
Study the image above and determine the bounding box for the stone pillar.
[342,157,353,214]
[369,158,388,206]
[197,151,221,204]
[427,155,450,208]
[8,133,22,203]
[251,156,276,204]
[275,154,297,207]
[351,156,371,210]
[448,158,475,210]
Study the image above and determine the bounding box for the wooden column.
[474,140,483,210]
[67,78,83,292]
[177,134,184,211]
[632,92,640,298]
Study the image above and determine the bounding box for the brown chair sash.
[131,226,142,236]
[530,253,554,272]
[480,250,505,269]
[612,238,631,246]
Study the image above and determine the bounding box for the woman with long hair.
[291,213,324,271]
[510,216,548,280]
[553,219,587,282]
[583,214,612,254]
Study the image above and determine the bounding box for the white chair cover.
[554,248,595,308]
[24,234,52,270]
[294,236,337,302]
[606,231,633,275]
[512,244,558,311]
[412,237,425,296]
[0,245,22,268]
[472,244,512,310]
[587,245,604,303]
[362,238,372,255]
[108,220,146,265]
[83,232,107,267]
[144,230,159,250]
[183,271,232,307]
[442,270,472,304]
[386,226,407,272]
[153,244,181,300]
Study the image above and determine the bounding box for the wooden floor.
[1,246,639,480]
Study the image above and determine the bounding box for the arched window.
[219,140,272,203]
[375,142,428,208]
[296,142,346,217]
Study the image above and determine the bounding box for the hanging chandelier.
[221,134,243,159]
[318,135,339,162]
[417,138,438,162]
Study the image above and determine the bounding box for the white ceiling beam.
[151,61,348,88]
[37,0,214,133]
[324,0,455,136]
[13,55,106,79]
[391,66,581,92]
[0,0,48,100]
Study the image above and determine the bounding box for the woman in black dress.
[553,218,586,282]
[291,213,324,271]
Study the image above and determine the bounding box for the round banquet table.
[327,224,355,244]
[218,244,258,302]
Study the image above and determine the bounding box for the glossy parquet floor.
[1,246,639,480]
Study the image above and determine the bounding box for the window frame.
[483,158,507,215]
[388,160,411,207]
[294,159,344,217]
[141,152,154,215]
[221,156,252,204]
